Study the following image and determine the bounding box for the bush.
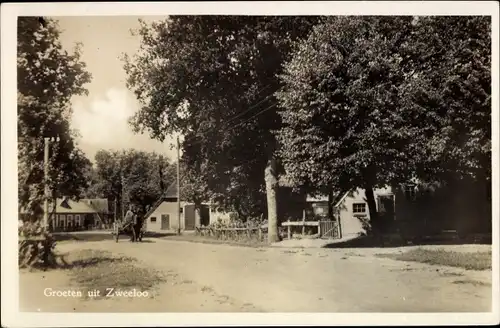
[18,221,57,269]
[198,216,269,242]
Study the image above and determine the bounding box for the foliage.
[277,16,417,228]
[18,221,57,268]
[376,248,492,271]
[85,149,175,217]
[64,249,165,299]
[400,16,491,183]
[196,216,279,243]
[277,16,491,231]
[18,17,92,219]
[123,16,320,238]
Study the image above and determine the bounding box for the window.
[151,217,157,222]
[353,203,366,213]
[75,215,80,226]
[179,207,183,214]
[404,184,417,201]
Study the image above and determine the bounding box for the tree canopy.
[18,17,92,219]
[85,149,175,218]
[401,16,491,183]
[276,16,491,230]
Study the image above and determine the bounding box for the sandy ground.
[20,239,492,312]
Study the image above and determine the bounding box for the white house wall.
[337,187,393,237]
[145,201,189,232]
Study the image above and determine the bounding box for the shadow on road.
[144,232,177,238]
[54,232,162,243]
[53,233,126,242]
[322,234,492,249]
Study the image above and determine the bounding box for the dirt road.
[21,239,491,312]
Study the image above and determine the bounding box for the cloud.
[71,88,176,162]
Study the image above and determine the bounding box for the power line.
[223,84,275,126]
[179,84,281,149]
[184,100,279,148]
[227,101,278,132]
[223,91,276,127]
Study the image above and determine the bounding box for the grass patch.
[440,272,465,277]
[65,249,165,299]
[376,248,491,271]
[201,286,214,293]
[453,279,491,287]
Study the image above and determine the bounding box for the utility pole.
[177,136,181,235]
[121,174,125,220]
[43,137,50,230]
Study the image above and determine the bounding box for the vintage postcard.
[1,1,499,327]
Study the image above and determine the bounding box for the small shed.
[143,182,212,232]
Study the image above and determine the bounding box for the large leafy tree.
[18,17,92,220]
[277,16,491,232]
[401,16,491,184]
[123,16,319,241]
[277,16,418,231]
[85,149,175,218]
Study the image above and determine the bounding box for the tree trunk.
[364,185,380,235]
[327,188,334,221]
[265,158,280,243]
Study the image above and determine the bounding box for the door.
[161,214,170,230]
[377,194,395,232]
[184,205,196,230]
[200,205,210,226]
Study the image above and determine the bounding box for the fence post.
[258,226,262,241]
[287,220,291,240]
[318,221,321,238]
[302,209,306,236]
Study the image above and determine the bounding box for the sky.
[55,16,177,163]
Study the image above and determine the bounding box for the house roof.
[164,181,178,198]
[142,181,179,219]
[305,189,351,206]
[333,189,352,207]
[20,198,109,215]
[81,198,109,213]
[53,198,97,214]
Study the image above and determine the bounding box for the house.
[331,186,394,237]
[19,197,110,232]
[143,182,233,232]
[316,179,491,238]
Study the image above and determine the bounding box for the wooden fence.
[282,220,341,239]
[195,225,268,241]
[319,220,340,239]
[282,220,320,239]
[195,219,342,242]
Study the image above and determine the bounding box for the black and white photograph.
[1,1,499,327]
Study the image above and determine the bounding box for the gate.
[319,220,340,239]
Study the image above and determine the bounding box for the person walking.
[134,208,144,242]
[124,205,137,242]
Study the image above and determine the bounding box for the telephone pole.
[43,137,50,230]
[177,136,181,235]
[114,198,117,228]
[121,174,125,220]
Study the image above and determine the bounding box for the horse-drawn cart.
[111,220,144,243]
